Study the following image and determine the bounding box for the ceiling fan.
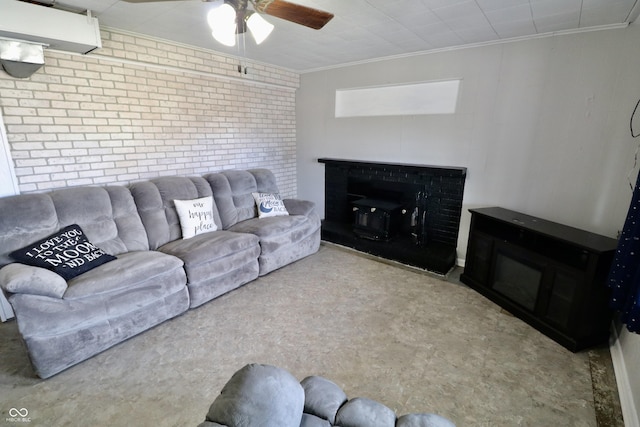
[122,0,334,44]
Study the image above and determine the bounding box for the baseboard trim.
[610,325,640,427]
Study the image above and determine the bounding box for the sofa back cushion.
[206,170,258,229]
[206,169,281,230]
[205,364,305,427]
[130,176,222,250]
[0,186,148,267]
[0,193,58,267]
[249,168,281,194]
[53,186,149,256]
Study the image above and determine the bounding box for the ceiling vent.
[0,0,102,57]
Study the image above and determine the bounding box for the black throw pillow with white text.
[10,224,117,281]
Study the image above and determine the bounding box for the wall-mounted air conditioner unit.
[0,0,102,54]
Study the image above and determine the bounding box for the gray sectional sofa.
[0,169,321,378]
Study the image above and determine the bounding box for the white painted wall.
[297,25,640,253]
[0,110,19,198]
[296,22,640,425]
[0,109,17,321]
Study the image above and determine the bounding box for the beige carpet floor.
[0,244,622,426]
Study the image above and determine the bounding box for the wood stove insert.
[319,158,467,274]
[352,198,403,241]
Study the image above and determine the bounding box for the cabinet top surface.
[469,207,618,253]
[318,158,467,175]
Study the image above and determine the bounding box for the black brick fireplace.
[318,158,467,274]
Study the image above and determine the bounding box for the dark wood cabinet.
[460,207,617,352]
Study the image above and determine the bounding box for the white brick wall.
[0,29,300,197]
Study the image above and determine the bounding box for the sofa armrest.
[283,199,315,217]
[0,263,67,299]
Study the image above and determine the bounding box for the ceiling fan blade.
[255,0,333,30]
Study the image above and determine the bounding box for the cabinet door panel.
[544,269,580,331]
[492,252,543,312]
[466,232,493,284]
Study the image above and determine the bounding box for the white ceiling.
[48,0,640,72]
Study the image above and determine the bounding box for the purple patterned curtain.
[607,178,640,333]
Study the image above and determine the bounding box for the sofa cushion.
[158,230,259,294]
[10,224,117,281]
[0,263,68,298]
[205,171,259,229]
[102,186,151,253]
[63,251,184,300]
[301,376,348,425]
[249,168,280,193]
[51,186,150,255]
[174,196,218,239]
[0,193,60,267]
[131,177,221,249]
[205,363,305,427]
[300,414,332,427]
[229,215,316,254]
[335,397,397,427]
[283,199,316,217]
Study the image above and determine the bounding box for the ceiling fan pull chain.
[242,26,248,75]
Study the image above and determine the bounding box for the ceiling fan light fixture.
[245,11,274,45]
[208,3,237,46]
[211,29,236,47]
